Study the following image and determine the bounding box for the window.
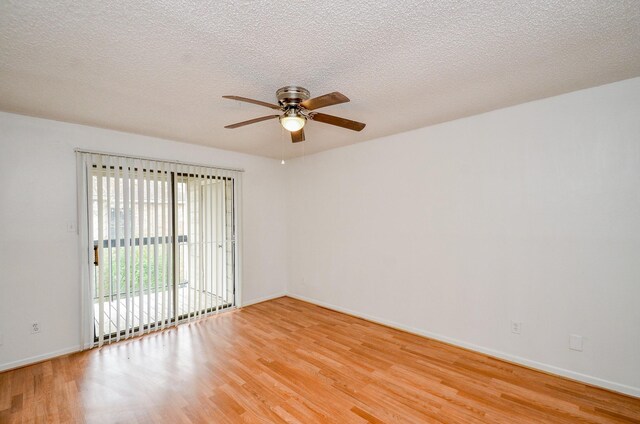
[77,152,242,347]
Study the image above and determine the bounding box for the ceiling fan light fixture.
[223,86,365,142]
[280,111,306,132]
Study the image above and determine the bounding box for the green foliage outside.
[94,245,174,298]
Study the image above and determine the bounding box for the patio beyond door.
[85,155,237,345]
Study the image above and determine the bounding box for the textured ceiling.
[1,1,640,159]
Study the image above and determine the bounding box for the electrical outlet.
[569,334,583,351]
[66,221,76,233]
[31,321,40,334]
[511,321,522,335]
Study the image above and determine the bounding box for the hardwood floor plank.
[1,296,639,423]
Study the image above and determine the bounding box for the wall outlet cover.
[511,321,522,335]
[569,334,583,351]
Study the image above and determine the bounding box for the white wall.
[287,77,640,396]
[2,78,639,397]
[0,112,288,370]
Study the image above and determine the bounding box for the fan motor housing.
[276,86,310,107]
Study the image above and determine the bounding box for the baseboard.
[286,293,640,398]
[241,292,286,308]
[0,293,286,373]
[3,295,637,398]
[0,345,82,373]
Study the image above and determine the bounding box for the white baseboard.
[286,293,640,398]
[0,292,286,373]
[3,294,637,398]
[0,345,82,373]
[241,292,286,308]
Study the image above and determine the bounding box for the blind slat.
[96,155,105,346]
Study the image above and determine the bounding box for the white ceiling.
[1,1,639,159]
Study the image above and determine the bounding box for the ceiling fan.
[223,86,366,143]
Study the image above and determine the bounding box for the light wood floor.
[1,297,639,423]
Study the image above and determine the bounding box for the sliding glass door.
[174,172,235,323]
[79,153,240,347]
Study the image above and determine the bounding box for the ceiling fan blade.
[222,95,281,110]
[310,112,366,131]
[290,128,305,143]
[301,92,350,110]
[224,115,280,129]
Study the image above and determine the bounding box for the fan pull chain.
[280,125,286,165]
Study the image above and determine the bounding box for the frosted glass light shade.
[280,115,305,132]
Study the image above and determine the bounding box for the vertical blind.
[76,151,242,348]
